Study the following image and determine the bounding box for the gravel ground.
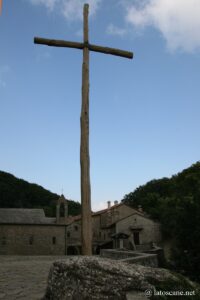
[0,256,67,300]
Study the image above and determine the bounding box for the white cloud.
[30,0,58,11]
[106,24,127,37]
[62,0,102,21]
[29,0,102,20]
[92,201,106,212]
[0,66,11,88]
[125,0,200,53]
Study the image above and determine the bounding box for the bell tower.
[56,194,68,223]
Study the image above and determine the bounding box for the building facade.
[115,212,161,250]
[0,197,161,255]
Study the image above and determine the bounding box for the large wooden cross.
[34,3,133,255]
[0,0,2,14]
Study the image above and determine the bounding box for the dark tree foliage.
[0,171,81,217]
[123,161,200,282]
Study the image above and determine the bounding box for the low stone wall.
[100,249,139,260]
[100,249,158,267]
[120,254,158,268]
[139,247,165,267]
[136,243,152,251]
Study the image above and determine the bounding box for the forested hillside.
[123,161,200,282]
[0,171,81,217]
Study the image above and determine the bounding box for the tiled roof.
[115,211,158,224]
[0,209,56,224]
[92,202,124,216]
[65,215,81,225]
[67,203,137,225]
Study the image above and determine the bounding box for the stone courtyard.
[0,256,67,300]
[0,255,198,300]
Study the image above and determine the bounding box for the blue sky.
[0,0,200,211]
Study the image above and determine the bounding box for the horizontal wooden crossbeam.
[34,37,133,59]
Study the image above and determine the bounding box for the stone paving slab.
[0,256,67,300]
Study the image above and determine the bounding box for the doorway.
[133,231,140,245]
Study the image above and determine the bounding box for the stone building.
[115,211,161,250]
[0,196,161,255]
[0,195,69,255]
[66,201,162,254]
[0,208,67,255]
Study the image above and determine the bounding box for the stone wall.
[100,204,136,228]
[66,222,81,244]
[100,249,158,268]
[92,214,112,243]
[121,254,158,268]
[0,224,67,255]
[116,213,162,246]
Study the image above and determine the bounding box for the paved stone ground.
[0,256,67,300]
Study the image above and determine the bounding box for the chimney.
[114,200,118,206]
[107,201,111,209]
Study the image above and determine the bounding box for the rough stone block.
[43,256,199,300]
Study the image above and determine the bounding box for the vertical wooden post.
[81,3,92,255]
[0,0,2,14]
[34,2,133,256]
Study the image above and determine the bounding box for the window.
[74,225,78,231]
[67,232,70,238]
[52,237,56,245]
[29,236,34,245]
